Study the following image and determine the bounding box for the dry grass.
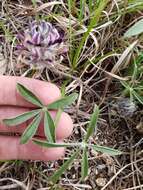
[0,0,143,189]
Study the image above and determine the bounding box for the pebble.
[96,164,106,170]
[136,122,143,134]
[96,177,107,187]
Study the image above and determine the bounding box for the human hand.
[0,76,73,161]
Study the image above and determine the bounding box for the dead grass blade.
[35,1,62,12]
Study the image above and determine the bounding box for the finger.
[0,106,73,140]
[0,76,61,107]
[0,136,64,161]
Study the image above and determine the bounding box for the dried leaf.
[0,47,7,75]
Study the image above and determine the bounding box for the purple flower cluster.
[16,21,67,66]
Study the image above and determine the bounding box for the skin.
[0,76,73,161]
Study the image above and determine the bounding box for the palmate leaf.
[20,114,41,144]
[47,93,78,110]
[44,111,55,143]
[49,149,80,183]
[91,144,122,156]
[81,148,88,180]
[17,83,43,107]
[84,105,100,142]
[3,109,41,126]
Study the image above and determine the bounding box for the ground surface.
[0,0,143,189]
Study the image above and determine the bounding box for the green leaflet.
[47,93,78,109]
[120,80,130,89]
[54,108,62,127]
[50,149,80,183]
[133,90,143,105]
[20,114,41,144]
[81,148,88,180]
[91,144,122,156]
[17,83,43,107]
[124,19,143,38]
[33,139,72,148]
[84,105,100,142]
[44,111,55,142]
[3,109,41,126]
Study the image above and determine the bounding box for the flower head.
[16,21,67,66]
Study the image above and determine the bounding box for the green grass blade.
[68,0,73,61]
[47,93,78,110]
[50,150,80,183]
[33,139,73,148]
[20,114,41,144]
[72,0,108,68]
[0,21,14,42]
[81,148,88,180]
[78,0,85,21]
[84,105,100,142]
[17,83,43,107]
[133,90,143,104]
[44,111,55,143]
[3,109,41,126]
[91,144,122,156]
[88,0,93,12]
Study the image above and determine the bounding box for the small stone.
[96,177,107,187]
[91,149,98,156]
[112,98,137,117]
[136,122,143,134]
[97,164,106,170]
[73,174,76,179]
[95,169,99,175]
